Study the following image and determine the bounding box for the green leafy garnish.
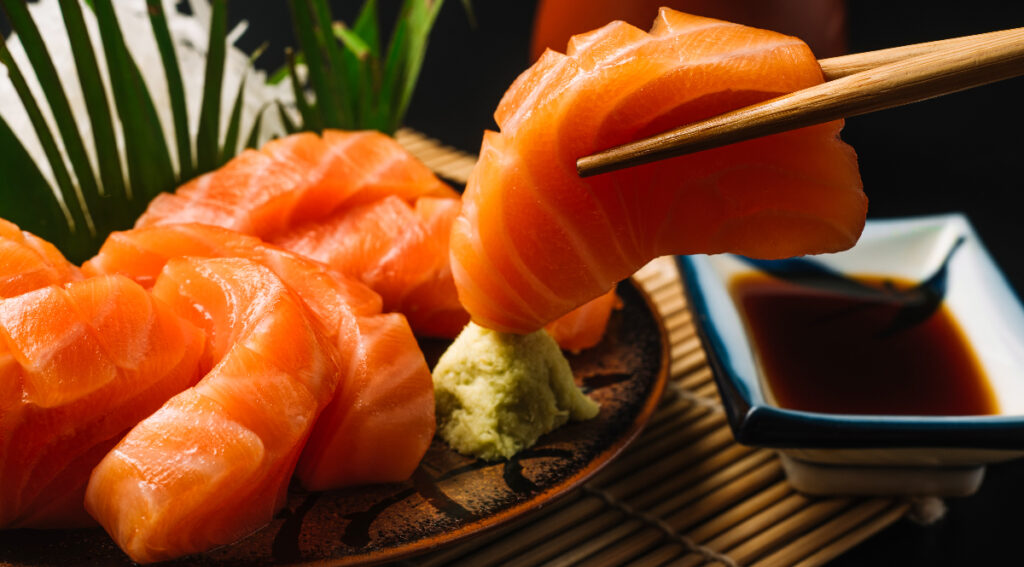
[90,0,177,212]
[0,0,454,263]
[146,0,194,182]
[194,0,228,174]
[285,0,448,134]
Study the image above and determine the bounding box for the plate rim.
[320,277,671,566]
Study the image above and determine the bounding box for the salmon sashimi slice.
[265,130,457,212]
[93,216,612,349]
[274,195,470,338]
[84,223,436,489]
[133,129,463,337]
[296,312,435,490]
[452,9,867,333]
[0,275,204,529]
[544,287,621,353]
[137,149,307,238]
[85,257,342,563]
[0,218,82,298]
[135,130,457,241]
[83,223,384,319]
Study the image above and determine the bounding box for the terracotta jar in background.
[530,0,848,61]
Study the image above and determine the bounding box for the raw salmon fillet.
[136,130,457,240]
[85,257,342,563]
[544,287,620,353]
[0,218,82,298]
[451,9,867,333]
[134,130,464,337]
[83,223,384,318]
[296,312,435,490]
[274,195,469,337]
[0,275,203,529]
[85,224,435,490]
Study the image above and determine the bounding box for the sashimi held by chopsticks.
[577,26,1024,176]
[451,8,867,334]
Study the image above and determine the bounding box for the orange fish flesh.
[544,287,621,352]
[85,224,435,492]
[0,218,82,298]
[85,257,341,563]
[136,130,457,241]
[296,312,435,490]
[134,130,465,338]
[451,9,866,333]
[273,194,468,338]
[0,275,203,529]
[83,223,383,318]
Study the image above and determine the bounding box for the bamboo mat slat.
[398,131,911,567]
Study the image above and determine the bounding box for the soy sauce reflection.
[731,272,998,416]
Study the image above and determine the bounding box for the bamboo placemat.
[394,129,913,566]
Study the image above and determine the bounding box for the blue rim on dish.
[678,213,1024,450]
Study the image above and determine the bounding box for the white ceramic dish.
[678,213,1024,496]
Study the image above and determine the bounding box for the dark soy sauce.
[730,273,998,416]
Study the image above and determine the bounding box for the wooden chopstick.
[817,27,1024,80]
[576,27,1024,178]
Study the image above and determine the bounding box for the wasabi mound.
[432,323,600,461]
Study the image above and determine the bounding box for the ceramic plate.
[678,213,1024,495]
[0,278,667,566]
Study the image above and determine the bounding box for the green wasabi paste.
[432,322,600,461]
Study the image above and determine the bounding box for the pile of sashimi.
[0,8,864,564]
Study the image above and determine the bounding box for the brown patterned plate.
[0,278,668,566]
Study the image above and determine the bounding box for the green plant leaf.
[338,0,380,130]
[91,0,175,208]
[334,20,369,126]
[2,0,457,264]
[220,44,267,165]
[0,32,90,242]
[285,47,321,131]
[58,0,128,228]
[267,62,291,86]
[289,0,343,129]
[0,115,89,260]
[220,73,247,165]
[391,0,445,132]
[1,0,105,231]
[276,100,299,135]
[245,105,268,150]
[310,0,354,124]
[146,0,194,182]
[333,22,371,60]
[379,15,409,127]
[285,0,455,134]
[352,0,381,58]
[195,0,228,174]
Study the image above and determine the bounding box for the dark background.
[5,1,1024,564]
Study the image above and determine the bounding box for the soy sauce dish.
[678,214,1024,497]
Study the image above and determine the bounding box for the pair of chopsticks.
[576,27,1024,178]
